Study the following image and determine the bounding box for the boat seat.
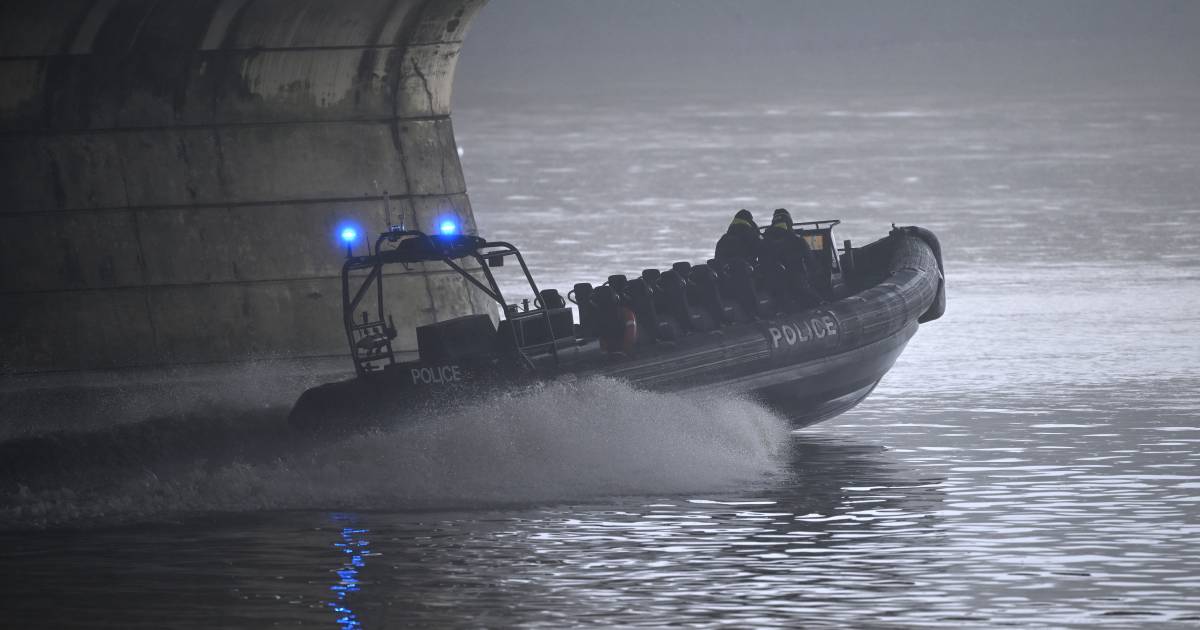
[643,269,672,317]
[538,289,566,309]
[687,264,738,325]
[656,269,715,333]
[671,261,693,280]
[591,284,617,310]
[758,260,795,312]
[721,259,774,319]
[625,278,677,342]
[648,274,674,318]
[709,262,755,323]
[571,282,597,338]
[586,285,628,351]
[760,259,822,312]
[608,274,628,294]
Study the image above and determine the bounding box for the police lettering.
[411,364,462,385]
[768,315,838,348]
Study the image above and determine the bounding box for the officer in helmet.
[714,209,761,264]
[763,208,822,307]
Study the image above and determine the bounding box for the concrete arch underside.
[0,0,490,376]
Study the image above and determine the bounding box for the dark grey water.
[2,91,1199,627]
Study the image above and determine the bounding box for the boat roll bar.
[340,228,559,375]
[791,219,841,230]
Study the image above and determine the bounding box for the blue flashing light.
[438,219,459,236]
[340,227,358,243]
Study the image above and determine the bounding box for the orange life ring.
[619,306,637,355]
[600,306,637,355]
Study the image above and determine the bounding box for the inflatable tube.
[902,226,947,323]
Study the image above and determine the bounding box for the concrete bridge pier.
[0,0,491,385]
[0,0,493,428]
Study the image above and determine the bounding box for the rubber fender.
[897,226,946,323]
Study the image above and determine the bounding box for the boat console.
[792,219,845,297]
[340,226,573,375]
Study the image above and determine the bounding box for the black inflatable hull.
[289,227,944,434]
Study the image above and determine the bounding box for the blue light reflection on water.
[327,513,372,630]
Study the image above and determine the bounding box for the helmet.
[772,208,793,230]
[729,209,756,231]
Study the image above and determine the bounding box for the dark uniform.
[714,209,761,264]
[762,208,822,307]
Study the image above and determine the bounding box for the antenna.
[383,189,394,230]
[373,179,394,229]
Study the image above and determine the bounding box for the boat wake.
[0,377,790,530]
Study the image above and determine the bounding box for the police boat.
[287,219,945,433]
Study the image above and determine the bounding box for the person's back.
[714,209,761,264]
[762,208,821,307]
[762,208,812,269]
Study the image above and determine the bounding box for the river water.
[2,90,1199,627]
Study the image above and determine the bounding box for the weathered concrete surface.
[0,0,490,374]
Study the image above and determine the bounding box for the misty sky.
[455,0,1200,105]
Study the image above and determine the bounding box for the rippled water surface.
[3,92,1200,627]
